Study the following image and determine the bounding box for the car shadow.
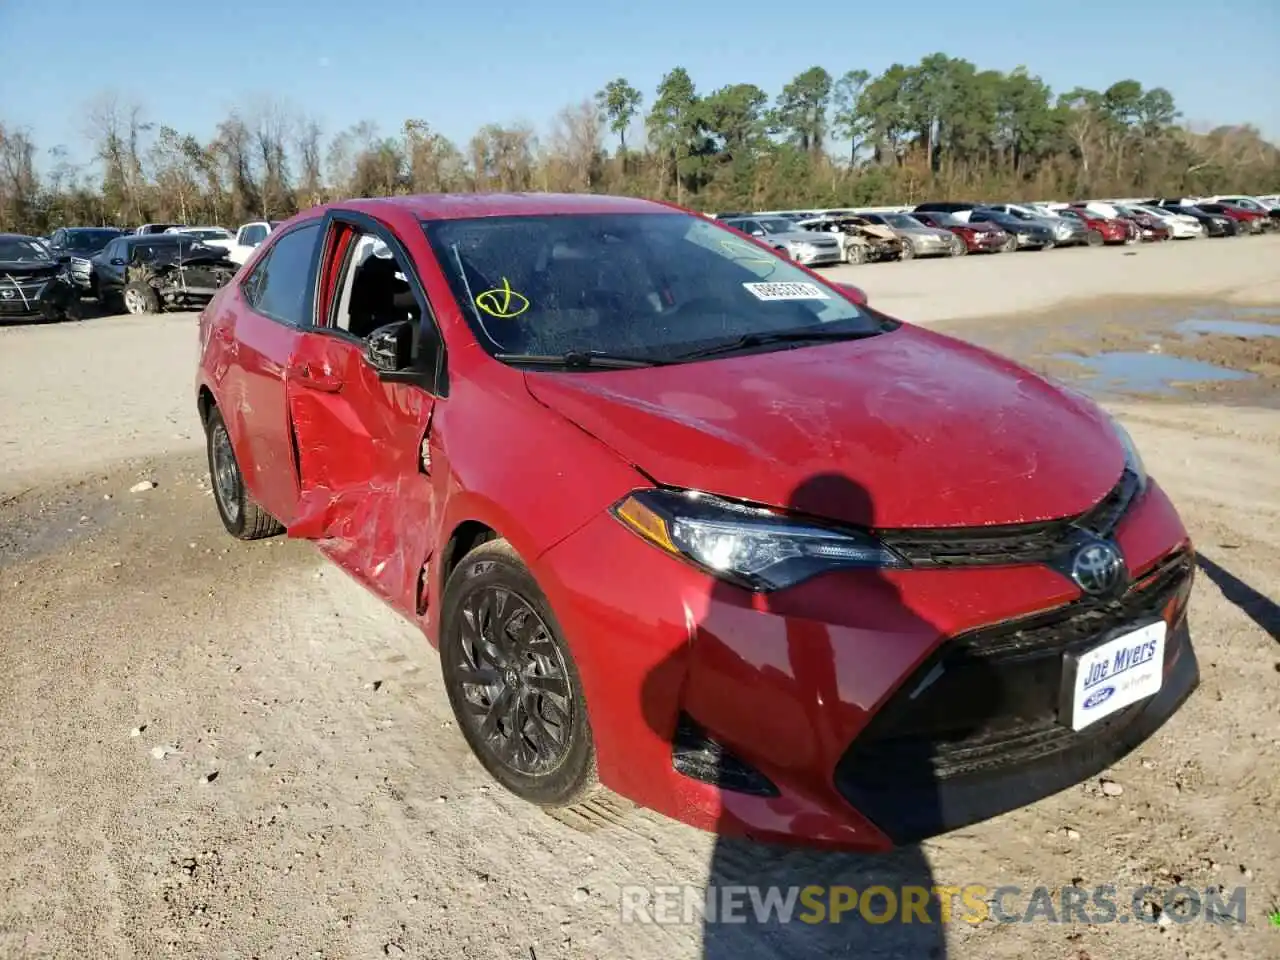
[1195,552,1279,642]
[640,472,1015,958]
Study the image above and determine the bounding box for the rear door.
[284,210,446,616]
[214,219,324,524]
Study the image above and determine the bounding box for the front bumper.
[967,232,1007,251]
[0,280,50,317]
[791,246,843,266]
[537,476,1197,850]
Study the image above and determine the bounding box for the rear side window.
[247,222,321,326]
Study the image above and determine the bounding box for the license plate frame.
[1059,618,1167,732]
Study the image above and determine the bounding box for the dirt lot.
[1,236,1278,959]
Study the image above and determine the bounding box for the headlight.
[611,488,905,591]
[1107,417,1148,492]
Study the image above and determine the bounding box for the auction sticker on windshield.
[743,282,830,301]
[1065,620,1166,731]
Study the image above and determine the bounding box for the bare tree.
[0,124,40,231]
[548,100,604,191]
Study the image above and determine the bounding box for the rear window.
[422,212,878,361]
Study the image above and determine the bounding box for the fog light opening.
[671,713,779,797]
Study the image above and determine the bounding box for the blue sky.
[2,0,1277,172]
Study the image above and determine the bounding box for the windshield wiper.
[494,350,671,369]
[672,327,884,362]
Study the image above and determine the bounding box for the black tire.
[440,538,598,807]
[949,235,967,256]
[899,241,915,261]
[204,406,284,540]
[1001,235,1017,253]
[123,281,160,315]
[1086,229,1104,247]
[845,243,866,265]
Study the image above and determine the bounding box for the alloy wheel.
[210,421,241,524]
[124,288,146,314]
[453,585,574,775]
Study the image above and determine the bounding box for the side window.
[330,230,421,341]
[242,224,267,247]
[250,222,321,326]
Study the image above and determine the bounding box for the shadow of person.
[641,472,1008,958]
[1195,552,1279,641]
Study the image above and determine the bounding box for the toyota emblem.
[1070,540,1125,595]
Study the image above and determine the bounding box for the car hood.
[523,324,1125,529]
[0,261,59,277]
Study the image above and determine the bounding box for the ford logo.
[1084,686,1115,709]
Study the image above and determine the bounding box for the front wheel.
[1001,236,1017,253]
[949,235,967,256]
[845,242,866,265]
[899,241,915,261]
[123,281,160,315]
[205,407,284,540]
[1086,229,1104,247]
[1041,239,1056,251]
[440,539,598,807]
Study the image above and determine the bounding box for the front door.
[285,214,442,618]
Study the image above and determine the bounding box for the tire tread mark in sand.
[544,793,639,835]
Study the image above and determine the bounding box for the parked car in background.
[1126,205,1205,239]
[720,215,843,266]
[133,223,185,235]
[1073,203,1169,242]
[195,192,1199,850]
[1194,202,1271,234]
[858,212,958,259]
[45,226,127,290]
[0,233,64,320]
[166,226,236,245]
[912,201,982,215]
[1146,201,1238,237]
[223,220,283,265]
[911,210,1011,254]
[91,233,237,312]
[980,203,1091,246]
[1057,208,1132,245]
[965,209,1057,249]
[1202,196,1280,223]
[796,214,903,263]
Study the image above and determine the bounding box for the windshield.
[754,218,795,235]
[883,214,924,230]
[422,212,880,363]
[923,212,961,227]
[183,229,230,240]
[64,229,121,252]
[0,237,53,262]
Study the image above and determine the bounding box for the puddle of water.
[1055,351,1256,394]
[1175,318,1280,338]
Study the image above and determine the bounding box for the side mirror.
[834,282,868,306]
[365,320,415,374]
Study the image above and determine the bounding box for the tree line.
[1,54,1278,235]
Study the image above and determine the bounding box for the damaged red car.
[195,194,1199,850]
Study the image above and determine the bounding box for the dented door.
[285,330,437,617]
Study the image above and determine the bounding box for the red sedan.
[1058,208,1133,245]
[1196,202,1270,234]
[195,193,1199,850]
[911,210,1012,253]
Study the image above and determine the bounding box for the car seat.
[347,256,409,339]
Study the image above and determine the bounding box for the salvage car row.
[0,219,279,322]
[710,193,1280,266]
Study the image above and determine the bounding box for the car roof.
[315,192,677,222]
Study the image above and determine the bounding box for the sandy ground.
[1,236,1277,959]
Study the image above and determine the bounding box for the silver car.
[721,216,843,267]
[858,213,958,259]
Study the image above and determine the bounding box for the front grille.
[877,469,1141,569]
[836,547,1193,786]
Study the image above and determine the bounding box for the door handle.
[290,362,343,393]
